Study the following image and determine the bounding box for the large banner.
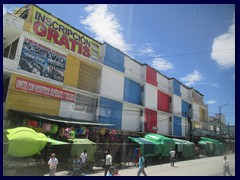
[19,37,66,82]
[15,77,76,102]
[30,5,101,61]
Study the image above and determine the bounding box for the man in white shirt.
[104,149,112,176]
[48,153,59,176]
[170,148,176,167]
[80,150,88,167]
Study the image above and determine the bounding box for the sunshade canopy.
[70,139,96,162]
[4,127,48,157]
[47,137,70,145]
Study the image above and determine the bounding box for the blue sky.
[3,4,235,125]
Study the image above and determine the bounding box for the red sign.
[15,77,76,102]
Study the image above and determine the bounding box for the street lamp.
[219,103,234,137]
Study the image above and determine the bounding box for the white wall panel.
[181,118,187,137]
[100,66,124,101]
[124,56,144,83]
[59,100,95,121]
[122,104,141,131]
[192,102,200,121]
[144,84,157,110]
[157,73,171,94]
[157,113,170,135]
[180,85,192,102]
[172,95,181,116]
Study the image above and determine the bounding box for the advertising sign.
[19,37,66,83]
[15,77,76,102]
[30,5,101,61]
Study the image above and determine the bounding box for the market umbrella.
[4,127,48,157]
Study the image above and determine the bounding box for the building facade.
[3,4,209,139]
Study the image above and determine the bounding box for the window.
[4,38,19,60]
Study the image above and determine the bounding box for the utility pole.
[187,108,193,142]
[218,103,234,139]
[219,105,222,137]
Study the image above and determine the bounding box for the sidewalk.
[44,162,136,176]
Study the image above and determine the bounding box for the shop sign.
[15,77,76,102]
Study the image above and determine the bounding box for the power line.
[137,48,235,60]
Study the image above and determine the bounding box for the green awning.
[128,136,162,157]
[47,137,70,145]
[70,139,96,162]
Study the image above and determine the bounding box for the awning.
[4,127,48,157]
[47,137,71,145]
[9,109,115,127]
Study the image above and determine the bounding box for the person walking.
[223,155,232,176]
[170,148,176,167]
[80,150,88,167]
[72,155,82,176]
[104,149,112,176]
[137,153,147,176]
[48,153,58,176]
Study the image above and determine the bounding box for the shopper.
[72,155,82,176]
[48,153,58,176]
[80,149,88,167]
[170,148,176,167]
[137,153,147,176]
[104,149,112,176]
[223,155,232,176]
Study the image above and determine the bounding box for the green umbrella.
[4,127,48,157]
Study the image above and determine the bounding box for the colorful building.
[3,4,208,140]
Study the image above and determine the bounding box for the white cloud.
[151,58,173,71]
[206,100,217,105]
[210,83,219,87]
[211,14,235,69]
[139,43,154,55]
[80,4,130,53]
[180,70,203,86]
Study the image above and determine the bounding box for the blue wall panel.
[104,44,125,73]
[173,116,182,136]
[182,100,190,117]
[99,97,122,129]
[173,79,181,97]
[124,78,142,105]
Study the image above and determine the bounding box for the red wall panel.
[146,66,157,86]
[144,108,157,133]
[157,90,170,112]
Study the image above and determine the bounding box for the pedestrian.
[104,149,112,176]
[80,149,88,168]
[134,147,140,165]
[72,155,82,176]
[106,166,116,176]
[48,153,58,176]
[223,155,232,176]
[113,165,120,176]
[170,148,176,167]
[137,153,147,176]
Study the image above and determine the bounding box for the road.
[86,153,235,176]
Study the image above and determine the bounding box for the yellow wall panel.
[4,74,60,116]
[23,21,32,32]
[63,54,80,88]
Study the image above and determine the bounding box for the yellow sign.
[30,6,100,60]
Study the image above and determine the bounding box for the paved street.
[53,153,235,176]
